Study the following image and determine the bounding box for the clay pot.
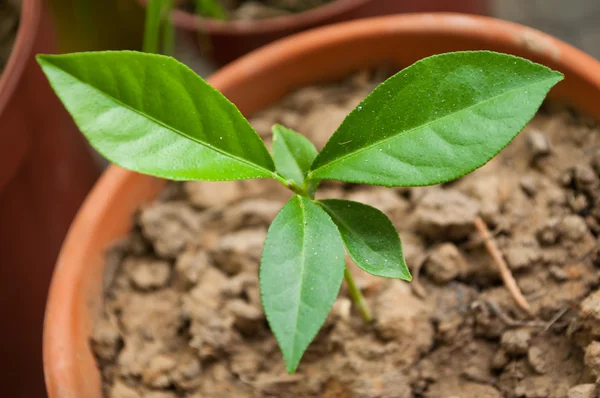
[43,13,600,397]
[140,0,488,65]
[0,0,101,396]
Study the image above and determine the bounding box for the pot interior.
[44,14,600,398]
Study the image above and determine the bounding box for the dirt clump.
[94,72,600,397]
[567,384,597,398]
[500,328,532,356]
[424,243,468,283]
[413,189,480,240]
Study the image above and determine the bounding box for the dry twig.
[541,307,569,333]
[473,216,532,314]
[482,299,544,328]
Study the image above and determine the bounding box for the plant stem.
[143,0,162,53]
[161,0,175,56]
[344,267,372,323]
[272,173,292,187]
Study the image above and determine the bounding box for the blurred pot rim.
[0,0,40,115]
[138,0,371,35]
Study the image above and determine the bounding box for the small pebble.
[569,193,589,213]
[520,175,538,197]
[567,384,596,398]
[574,165,597,188]
[425,243,467,284]
[127,258,171,291]
[560,215,589,241]
[549,265,569,281]
[504,242,541,271]
[142,355,177,388]
[528,346,549,374]
[526,130,551,157]
[174,249,209,288]
[501,328,532,356]
[491,348,510,370]
[537,219,560,246]
[585,341,600,377]
[227,299,264,335]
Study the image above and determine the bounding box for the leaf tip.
[552,70,565,83]
[284,356,301,374]
[271,124,283,139]
[35,54,50,66]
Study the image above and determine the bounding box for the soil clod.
[93,72,600,397]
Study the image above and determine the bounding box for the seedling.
[37,50,562,373]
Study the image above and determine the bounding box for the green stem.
[344,267,372,323]
[161,0,174,56]
[143,0,162,53]
[272,173,291,187]
[273,174,314,198]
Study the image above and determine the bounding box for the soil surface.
[94,69,600,398]
[183,0,335,21]
[0,0,19,74]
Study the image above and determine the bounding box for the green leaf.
[261,195,345,373]
[309,51,563,187]
[37,52,276,181]
[319,199,411,280]
[196,0,227,20]
[272,124,319,187]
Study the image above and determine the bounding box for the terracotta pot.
[140,0,488,65]
[0,0,101,396]
[44,13,600,398]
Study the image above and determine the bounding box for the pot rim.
[44,12,600,398]
[138,0,371,35]
[0,0,40,116]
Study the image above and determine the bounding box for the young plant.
[37,50,562,373]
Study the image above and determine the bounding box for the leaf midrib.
[310,74,560,176]
[47,60,275,177]
[289,195,307,369]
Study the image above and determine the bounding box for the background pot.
[48,0,146,52]
[141,0,488,65]
[0,0,101,396]
[43,13,600,398]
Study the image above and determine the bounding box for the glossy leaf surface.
[38,52,276,181]
[310,51,563,187]
[261,196,345,373]
[320,199,411,280]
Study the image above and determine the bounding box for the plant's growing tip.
[37,50,563,373]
